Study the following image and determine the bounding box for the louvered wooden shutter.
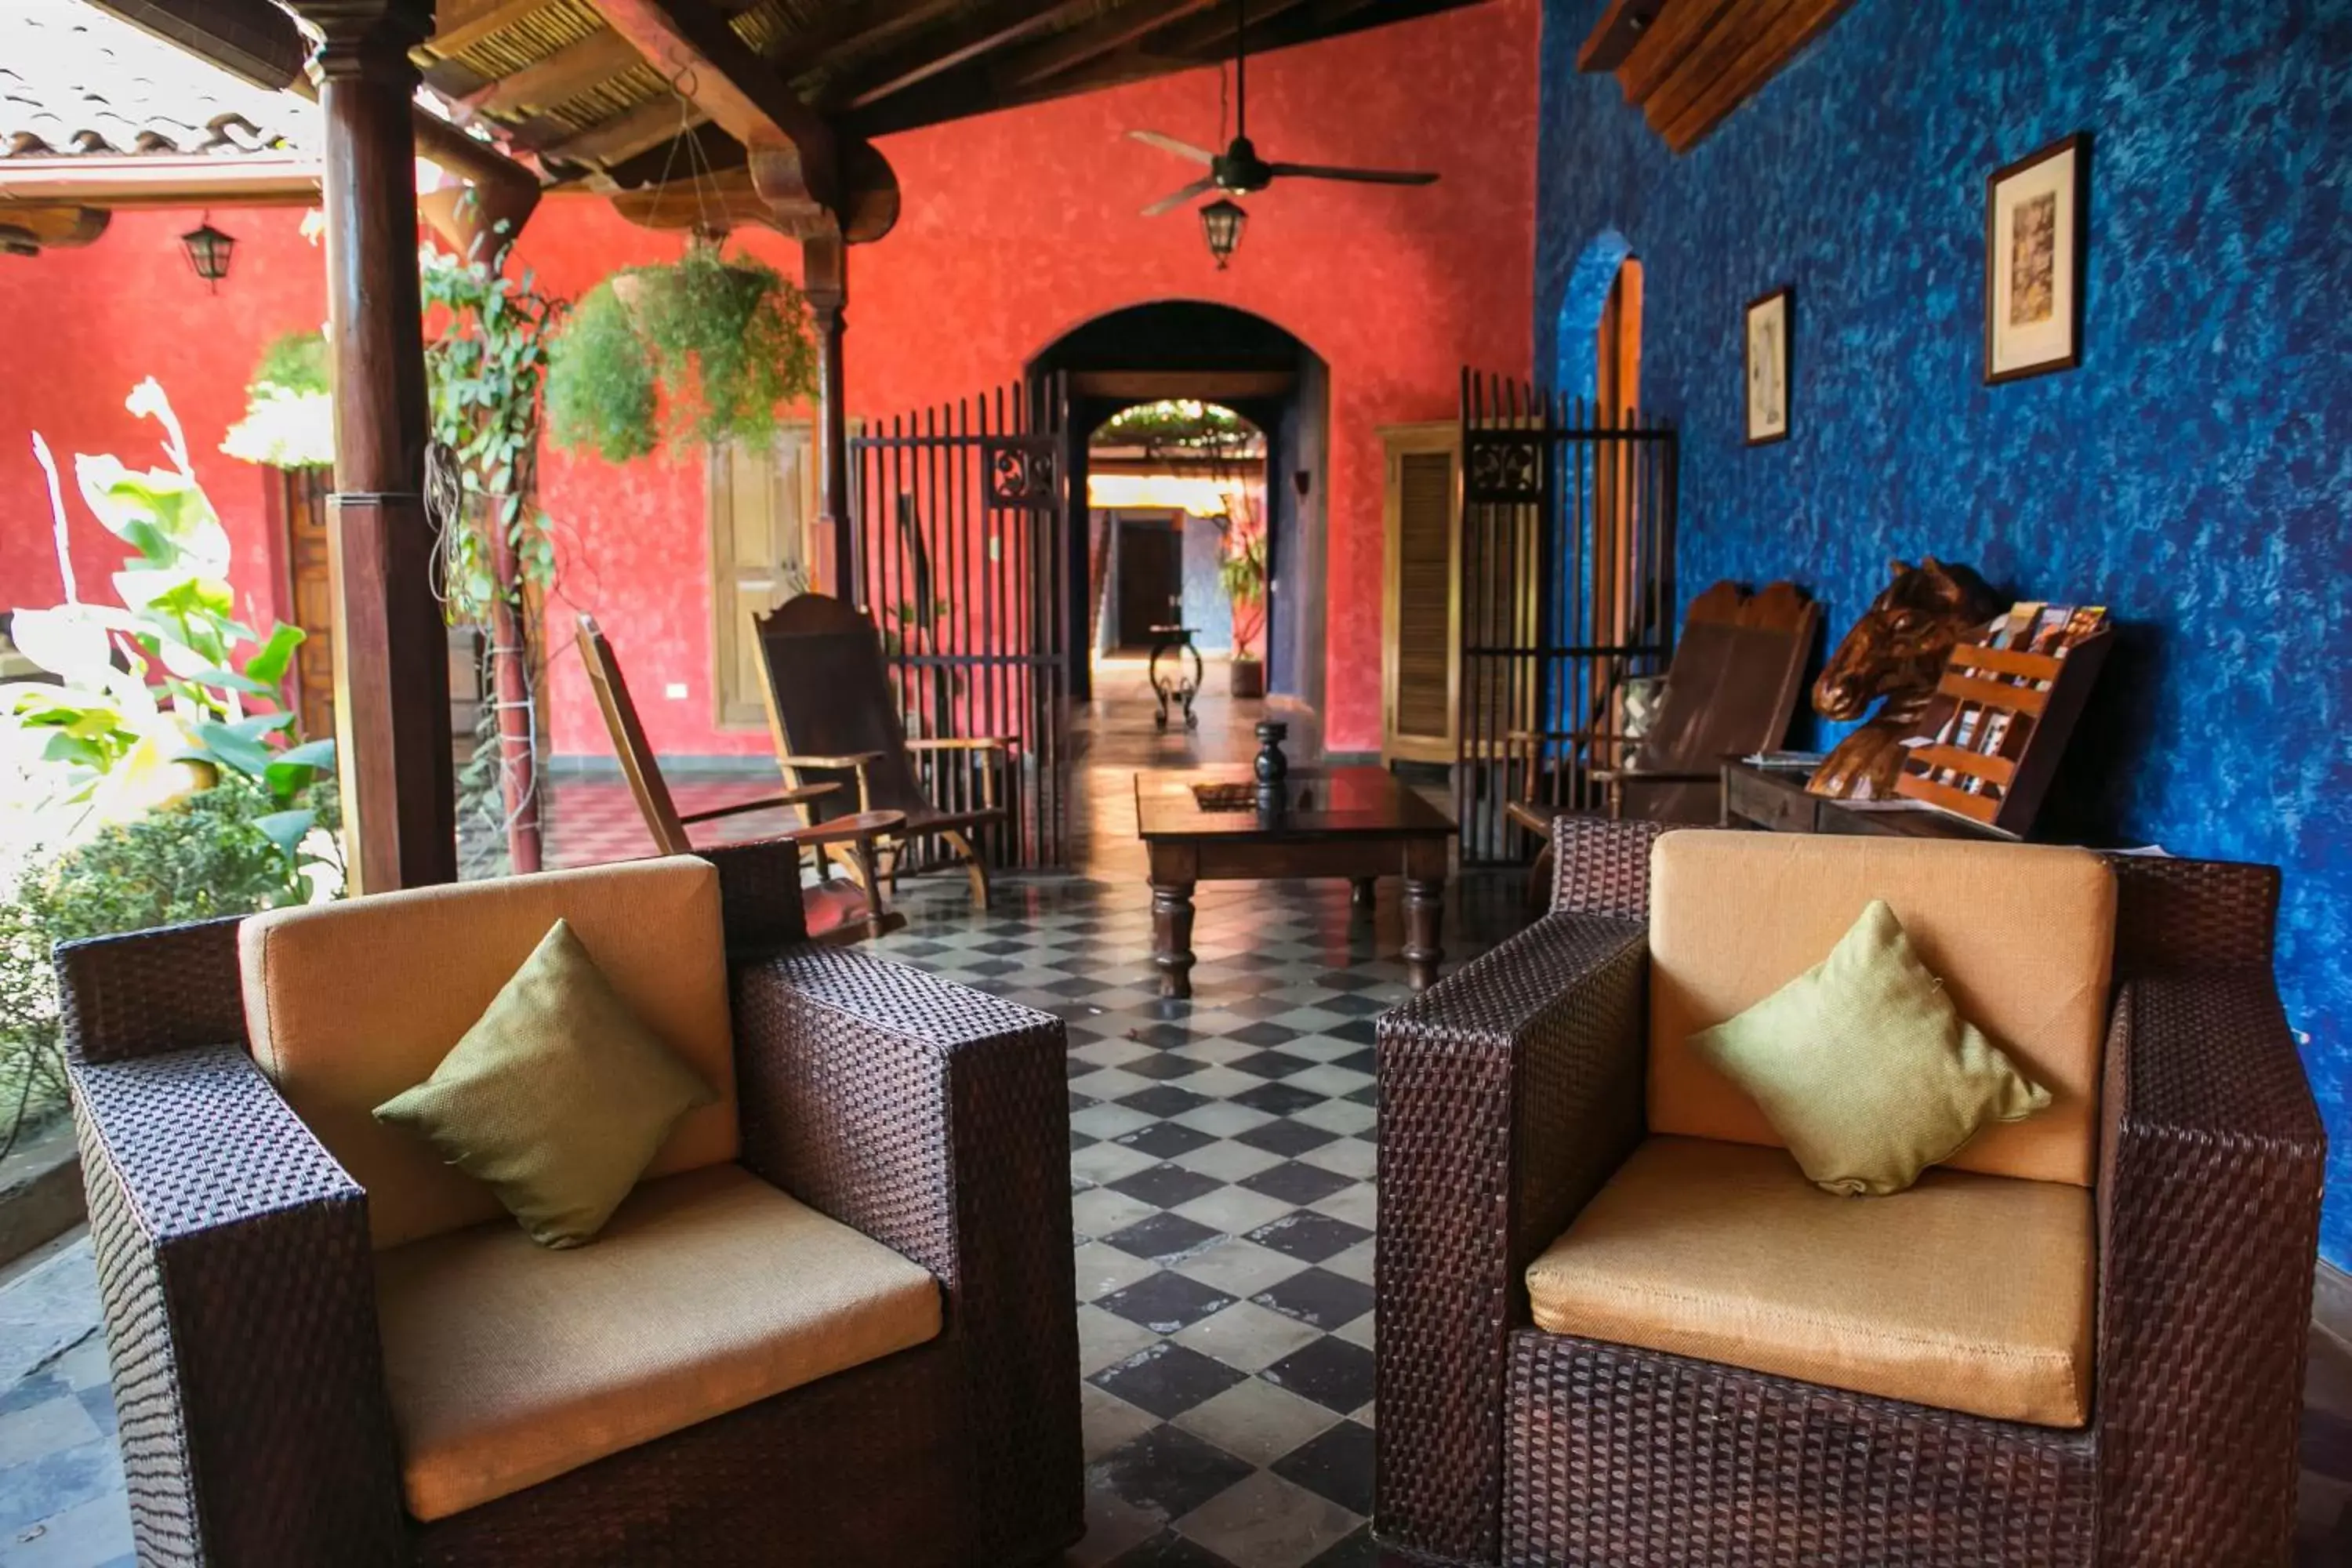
[1381,424,1461,765]
[709,425,814,728]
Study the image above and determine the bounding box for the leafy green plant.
[423,246,566,619]
[6,379,335,851]
[221,329,334,469]
[421,245,568,874]
[0,774,332,1151]
[547,241,817,462]
[1220,523,1269,659]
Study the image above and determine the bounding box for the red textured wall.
[0,0,1534,760]
[0,208,328,627]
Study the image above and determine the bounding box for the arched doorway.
[1028,303,1330,720]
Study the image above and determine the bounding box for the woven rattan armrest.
[1372,912,1650,1563]
[727,946,1083,1564]
[70,1043,408,1565]
[2092,971,2325,1563]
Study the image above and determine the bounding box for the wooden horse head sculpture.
[1806,557,2003,799]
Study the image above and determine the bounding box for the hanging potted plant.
[1221,517,1269,699]
[546,238,817,462]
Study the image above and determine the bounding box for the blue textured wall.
[1537,0,2352,1258]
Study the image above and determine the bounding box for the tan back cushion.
[1648,831,2114,1185]
[241,858,737,1248]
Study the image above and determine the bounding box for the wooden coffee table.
[1134,767,1456,999]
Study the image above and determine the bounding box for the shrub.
[0,775,330,1152]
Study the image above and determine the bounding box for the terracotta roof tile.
[0,2,315,161]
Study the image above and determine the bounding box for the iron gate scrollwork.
[1455,368,1679,864]
[851,376,1075,869]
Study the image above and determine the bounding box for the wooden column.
[302,0,457,891]
[803,232,854,601]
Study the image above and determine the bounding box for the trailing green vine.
[546,241,817,462]
[422,245,565,619]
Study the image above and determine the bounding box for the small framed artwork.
[1744,285,1791,445]
[1984,132,2089,383]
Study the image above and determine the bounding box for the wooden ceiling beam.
[421,0,544,60]
[1145,0,1312,62]
[535,94,706,164]
[826,0,1097,111]
[991,0,1218,90]
[583,0,842,218]
[1576,0,1668,73]
[1580,0,1857,154]
[1660,0,1850,151]
[840,0,1482,140]
[0,205,111,253]
[768,0,967,82]
[461,27,645,118]
[0,157,319,207]
[1642,0,1792,130]
[1617,0,1737,103]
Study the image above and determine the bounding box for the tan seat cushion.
[1527,1136,2092,1427]
[1649,830,2115,1185]
[241,857,737,1249]
[375,1163,943,1522]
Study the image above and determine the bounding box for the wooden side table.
[1720,760,2012,841]
[1134,768,1456,998]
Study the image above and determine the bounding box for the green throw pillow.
[374,919,717,1247]
[1687,899,2050,1197]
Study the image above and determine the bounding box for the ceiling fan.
[1129,0,1440,223]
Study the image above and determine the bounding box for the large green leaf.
[190,720,277,778]
[254,808,317,862]
[241,622,306,687]
[264,738,337,803]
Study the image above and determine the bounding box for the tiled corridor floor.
[6,660,2351,1564]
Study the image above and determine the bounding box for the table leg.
[1349,877,1377,909]
[1403,877,1445,990]
[1151,880,1196,999]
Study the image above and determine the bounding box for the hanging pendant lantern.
[1199,198,1247,269]
[180,216,235,291]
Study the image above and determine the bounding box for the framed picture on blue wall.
[1744,285,1791,445]
[1985,132,2089,383]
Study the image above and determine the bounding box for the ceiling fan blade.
[1130,129,1216,165]
[1142,175,1219,217]
[1267,163,1441,186]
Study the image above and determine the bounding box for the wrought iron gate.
[851,376,1074,869]
[1456,369,1679,864]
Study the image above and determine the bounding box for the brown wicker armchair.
[1375,815,2324,1567]
[59,838,1083,1567]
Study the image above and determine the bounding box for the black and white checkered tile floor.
[864,862,1521,1568]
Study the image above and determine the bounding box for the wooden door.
[1381,422,1461,765]
[276,467,337,744]
[710,423,815,728]
[1114,514,1182,649]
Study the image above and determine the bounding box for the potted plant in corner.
[1221,517,1268,699]
[546,236,816,462]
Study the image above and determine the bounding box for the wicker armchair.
[59,839,1083,1567]
[1375,815,2324,1567]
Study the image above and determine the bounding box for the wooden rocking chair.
[750,593,1010,911]
[576,614,906,942]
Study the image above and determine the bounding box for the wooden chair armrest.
[789,809,909,848]
[676,782,837,826]
[1586,768,1719,787]
[903,736,1014,751]
[777,751,887,771]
